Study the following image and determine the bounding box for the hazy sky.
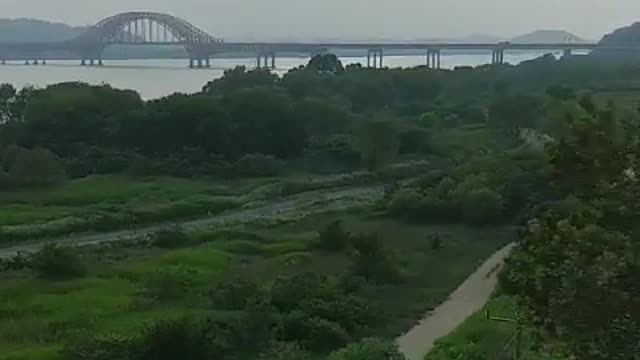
[1,0,638,40]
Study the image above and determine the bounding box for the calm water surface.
[0,52,559,99]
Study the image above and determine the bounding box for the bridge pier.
[256,53,276,69]
[563,48,572,58]
[491,48,505,65]
[367,49,383,68]
[188,56,211,69]
[426,48,441,69]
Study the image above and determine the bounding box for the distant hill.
[0,18,87,43]
[511,30,587,44]
[591,22,640,60]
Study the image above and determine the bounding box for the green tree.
[306,54,345,75]
[32,244,87,279]
[317,220,350,251]
[488,94,543,137]
[2,147,66,187]
[202,66,278,95]
[349,234,400,283]
[356,120,398,170]
[502,217,640,360]
[327,338,406,360]
[0,83,17,122]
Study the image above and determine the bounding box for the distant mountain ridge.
[0,18,87,43]
[590,22,640,60]
[510,30,588,44]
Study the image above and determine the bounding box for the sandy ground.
[396,243,515,360]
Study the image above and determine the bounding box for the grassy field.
[0,175,266,243]
[0,211,512,360]
[0,160,437,245]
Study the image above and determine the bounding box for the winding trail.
[396,243,515,360]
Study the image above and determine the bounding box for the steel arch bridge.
[68,11,223,66]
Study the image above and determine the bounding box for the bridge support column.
[563,48,572,58]
[41,59,46,65]
[367,49,383,68]
[426,48,441,69]
[256,53,276,69]
[1,60,5,65]
[205,57,211,68]
[492,49,504,65]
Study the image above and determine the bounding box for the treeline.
[2,53,638,184]
[499,95,640,359]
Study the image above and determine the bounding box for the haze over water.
[0,52,560,99]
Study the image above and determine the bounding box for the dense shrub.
[139,267,196,302]
[139,318,210,360]
[327,338,407,360]
[61,333,139,360]
[228,153,285,177]
[0,147,66,187]
[349,234,401,284]
[317,220,351,251]
[456,188,503,225]
[258,342,311,360]
[210,280,262,310]
[270,274,336,312]
[32,243,87,279]
[280,311,351,353]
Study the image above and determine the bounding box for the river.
[0,52,558,99]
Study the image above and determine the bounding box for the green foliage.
[61,333,139,360]
[139,318,210,360]
[503,217,640,360]
[210,280,262,310]
[429,233,443,251]
[202,66,278,95]
[502,95,640,360]
[317,220,351,251]
[139,267,196,302]
[327,338,406,360]
[488,94,543,136]
[454,186,503,226]
[349,234,401,284]
[228,153,285,177]
[0,146,66,188]
[32,243,87,279]
[258,342,311,360]
[280,312,351,353]
[306,54,345,75]
[355,120,398,170]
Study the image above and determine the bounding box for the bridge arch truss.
[70,12,222,66]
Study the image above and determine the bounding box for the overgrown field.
[425,294,560,360]
[0,211,512,360]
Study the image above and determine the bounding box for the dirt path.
[0,185,383,259]
[396,243,515,360]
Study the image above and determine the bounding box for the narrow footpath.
[396,243,515,360]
